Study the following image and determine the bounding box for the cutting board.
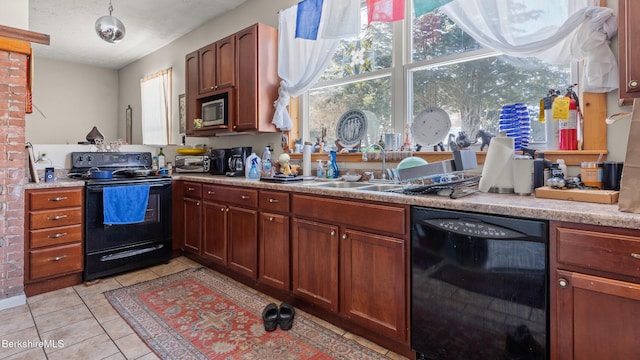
[535,186,619,204]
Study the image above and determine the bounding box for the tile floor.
[0,257,408,360]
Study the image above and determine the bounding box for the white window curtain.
[272,0,360,130]
[140,68,172,145]
[441,0,617,93]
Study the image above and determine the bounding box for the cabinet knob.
[630,80,639,89]
[220,207,225,211]
[196,202,200,206]
[49,255,67,262]
[188,187,195,191]
[241,195,250,200]
[631,253,640,260]
[48,197,68,201]
[268,198,279,203]
[558,278,569,288]
[226,208,229,212]
[269,216,274,221]
[342,234,347,240]
[208,191,215,195]
[48,214,68,221]
[330,230,336,236]
[48,232,68,239]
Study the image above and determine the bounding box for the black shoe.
[262,303,278,332]
[278,302,295,330]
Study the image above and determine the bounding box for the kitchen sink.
[310,181,370,189]
[356,184,404,192]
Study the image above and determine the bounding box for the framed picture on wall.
[179,93,186,134]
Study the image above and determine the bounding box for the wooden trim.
[582,92,607,150]
[0,24,49,45]
[0,37,30,55]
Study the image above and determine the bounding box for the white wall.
[25,58,119,144]
[0,0,28,29]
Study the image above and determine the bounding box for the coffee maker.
[209,148,231,175]
[226,146,252,177]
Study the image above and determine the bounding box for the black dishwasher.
[411,207,548,360]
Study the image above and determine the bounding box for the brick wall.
[0,48,27,300]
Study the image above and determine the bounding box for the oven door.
[84,180,172,280]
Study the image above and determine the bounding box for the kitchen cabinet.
[198,35,235,94]
[184,23,278,136]
[291,194,409,343]
[24,187,84,296]
[258,190,290,291]
[550,221,640,360]
[618,1,640,103]
[202,184,258,279]
[181,182,202,255]
[234,23,279,133]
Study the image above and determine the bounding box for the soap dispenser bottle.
[317,160,325,178]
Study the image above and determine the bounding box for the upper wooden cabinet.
[184,23,279,136]
[619,1,640,103]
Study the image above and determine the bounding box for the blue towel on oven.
[103,185,150,225]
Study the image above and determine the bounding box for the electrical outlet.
[38,151,47,159]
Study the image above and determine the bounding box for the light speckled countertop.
[30,174,639,230]
[174,174,640,230]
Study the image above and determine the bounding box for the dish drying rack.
[386,172,481,199]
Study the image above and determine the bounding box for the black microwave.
[201,92,228,127]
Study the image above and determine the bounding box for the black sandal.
[262,303,278,332]
[278,302,295,330]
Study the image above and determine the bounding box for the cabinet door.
[341,229,407,342]
[227,205,258,279]
[235,26,258,132]
[182,197,201,254]
[199,43,216,94]
[216,35,235,89]
[553,269,640,360]
[259,212,290,290]
[619,1,640,99]
[292,218,339,312]
[185,50,199,135]
[202,201,227,265]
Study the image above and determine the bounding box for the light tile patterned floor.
[0,257,408,360]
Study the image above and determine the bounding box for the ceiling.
[29,0,248,70]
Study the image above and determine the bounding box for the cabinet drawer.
[28,188,82,210]
[203,185,258,208]
[29,243,83,280]
[183,182,203,198]
[556,226,640,279]
[30,224,82,248]
[29,208,82,230]
[259,190,289,213]
[292,194,406,235]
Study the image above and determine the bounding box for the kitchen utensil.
[396,160,455,182]
[90,169,113,179]
[343,174,362,182]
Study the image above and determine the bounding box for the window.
[304,3,573,151]
[140,68,172,145]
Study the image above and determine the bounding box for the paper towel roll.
[303,144,312,176]
[479,136,515,193]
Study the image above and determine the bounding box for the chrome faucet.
[362,143,387,180]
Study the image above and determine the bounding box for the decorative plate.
[411,107,452,147]
[336,110,369,148]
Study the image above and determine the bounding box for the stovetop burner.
[69,151,171,184]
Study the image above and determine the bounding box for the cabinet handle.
[631,253,640,260]
[48,232,68,239]
[48,197,68,201]
[629,80,639,89]
[187,187,196,191]
[207,191,215,195]
[558,278,569,288]
[341,234,347,240]
[49,255,67,262]
[48,215,68,221]
[241,195,250,200]
[330,230,336,236]
[268,198,279,203]
[220,207,225,211]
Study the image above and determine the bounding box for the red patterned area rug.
[105,268,390,359]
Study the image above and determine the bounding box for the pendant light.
[95,0,126,43]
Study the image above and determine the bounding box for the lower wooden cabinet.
[25,187,84,296]
[551,221,640,360]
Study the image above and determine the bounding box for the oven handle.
[87,183,171,192]
[99,244,165,262]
